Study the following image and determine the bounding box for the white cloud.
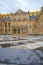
[17,0,29,11]
[0,0,43,13]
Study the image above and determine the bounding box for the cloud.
[0,0,43,13]
[17,0,29,11]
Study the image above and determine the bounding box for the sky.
[0,0,43,14]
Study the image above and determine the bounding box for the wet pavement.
[0,35,43,65]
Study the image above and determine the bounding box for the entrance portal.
[13,28,21,36]
[12,26,28,38]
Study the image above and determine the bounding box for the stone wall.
[0,7,43,35]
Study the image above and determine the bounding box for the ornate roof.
[17,9,23,13]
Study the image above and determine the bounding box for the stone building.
[0,7,43,37]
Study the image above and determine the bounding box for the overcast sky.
[0,0,43,14]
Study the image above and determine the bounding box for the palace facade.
[0,7,43,37]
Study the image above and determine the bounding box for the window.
[13,29,16,34]
[9,29,10,31]
[9,22,10,27]
[5,29,7,33]
[18,28,20,35]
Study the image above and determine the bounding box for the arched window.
[9,22,10,27]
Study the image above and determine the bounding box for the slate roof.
[3,16,11,21]
[29,14,38,19]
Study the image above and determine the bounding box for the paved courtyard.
[0,35,43,65]
[0,35,43,50]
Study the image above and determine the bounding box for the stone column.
[26,24,28,36]
[20,26,23,38]
[10,23,13,34]
[7,22,8,34]
[16,26,18,40]
[10,27,12,34]
[20,28,21,37]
